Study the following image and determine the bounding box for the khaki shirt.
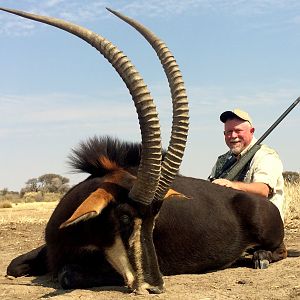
[210,138,285,221]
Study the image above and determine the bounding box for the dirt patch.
[0,203,299,300]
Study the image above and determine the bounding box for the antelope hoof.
[254,259,270,269]
[253,250,272,269]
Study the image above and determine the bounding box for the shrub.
[22,191,62,203]
[43,193,61,202]
[0,200,13,208]
[0,188,8,196]
[283,171,300,184]
[23,192,44,203]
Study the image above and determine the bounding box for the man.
[209,108,285,221]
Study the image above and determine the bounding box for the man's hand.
[212,178,237,189]
[212,179,270,198]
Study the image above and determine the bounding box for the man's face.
[224,118,254,155]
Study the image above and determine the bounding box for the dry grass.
[0,201,57,225]
[0,192,62,208]
[0,193,20,203]
[0,200,13,208]
[284,181,300,222]
[23,192,61,203]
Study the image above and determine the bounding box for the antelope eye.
[120,214,131,225]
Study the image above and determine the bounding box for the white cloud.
[44,0,65,8]
[1,0,300,36]
[0,92,132,118]
[186,84,300,123]
[0,91,142,139]
[0,17,35,36]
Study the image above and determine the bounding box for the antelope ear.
[164,189,189,200]
[60,188,114,228]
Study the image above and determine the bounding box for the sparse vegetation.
[0,173,70,208]
[23,192,62,203]
[0,190,21,205]
[284,181,300,222]
[0,191,63,207]
[1,180,299,225]
[0,200,13,208]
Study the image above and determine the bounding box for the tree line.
[19,173,70,197]
[1,171,299,197]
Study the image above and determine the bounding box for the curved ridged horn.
[107,8,189,201]
[0,7,162,205]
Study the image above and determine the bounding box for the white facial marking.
[104,235,135,287]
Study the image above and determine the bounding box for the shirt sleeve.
[251,151,283,190]
[209,163,217,179]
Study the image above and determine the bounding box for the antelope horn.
[0,7,162,205]
[107,8,189,201]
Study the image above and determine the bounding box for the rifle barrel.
[257,97,300,144]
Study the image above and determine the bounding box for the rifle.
[212,96,300,181]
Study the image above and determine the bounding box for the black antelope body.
[1,7,286,295]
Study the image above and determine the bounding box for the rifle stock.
[221,144,261,180]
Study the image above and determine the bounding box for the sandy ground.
[0,202,299,300]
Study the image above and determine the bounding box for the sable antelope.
[1,7,286,295]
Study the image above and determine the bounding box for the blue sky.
[0,0,299,191]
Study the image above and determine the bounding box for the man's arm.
[212,178,270,198]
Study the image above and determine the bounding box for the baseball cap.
[220,108,253,126]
